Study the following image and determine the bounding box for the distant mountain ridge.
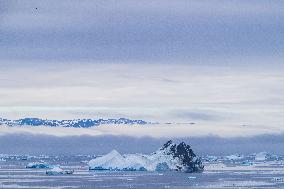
[0,118,151,128]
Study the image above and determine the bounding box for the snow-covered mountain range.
[0,118,150,128]
[88,140,204,173]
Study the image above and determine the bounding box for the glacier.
[88,140,204,173]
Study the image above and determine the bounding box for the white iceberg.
[255,152,268,161]
[204,155,218,162]
[88,150,147,171]
[89,140,204,173]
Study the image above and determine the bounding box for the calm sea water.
[0,155,284,188]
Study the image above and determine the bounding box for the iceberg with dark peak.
[0,117,150,128]
[88,140,204,173]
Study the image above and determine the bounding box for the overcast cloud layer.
[0,63,283,138]
[1,0,284,63]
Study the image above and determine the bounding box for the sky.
[0,0,284,140]
[1,0,283,63]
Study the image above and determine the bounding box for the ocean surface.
[0,155,284,188]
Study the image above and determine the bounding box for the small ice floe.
[46,167,74,175]
[26,162,56,169]
[46,167,64,175]
[271,177,284,182]
[188,176,197,179]
[241,160,253,166]
[21,156,28,161]
[226,154,244,161]
[204,155,218,162]
[81,160,89,164]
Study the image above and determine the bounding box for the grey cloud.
[1,0,284,63]
[171,109,221,121]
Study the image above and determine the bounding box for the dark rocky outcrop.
[160,140,204,173]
